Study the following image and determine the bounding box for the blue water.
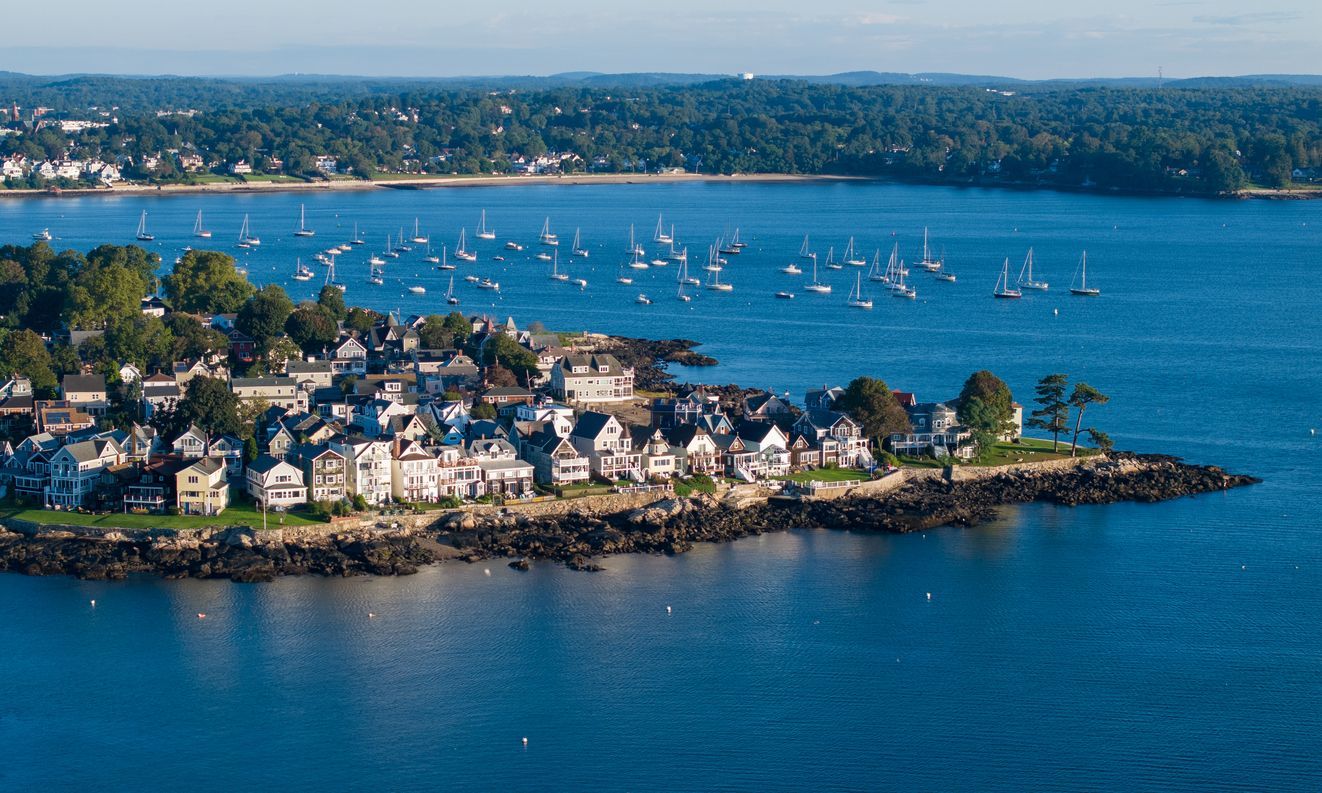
[1,182,1320,790]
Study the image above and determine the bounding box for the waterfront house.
[122,457,188,514]
[329,435,393,505]
[712,433,762,481]
[805,386,845,412]
[733,422,791,477]
[663,424,721,476]
[633,427,678,480]
[569,412,642,481]
[514,402,574,437]
[390,439,440,503]
[889,402,974,459]
[207,434,245,478]
[787,434,823,469]
[288,443,347,503]
[550,354,635,404]
[45,437,125,509]
[245,455,306,509]
[436,446,484,499]
[477,457,535,497]
[793,411,870,468]
[650,388,719,430]
[520,428,591,486]
[175,457,229,516]
[742,392,795,423]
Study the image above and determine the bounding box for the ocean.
[1,181,1318,790]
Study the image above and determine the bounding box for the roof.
[799,410,858,431]
[557,353,627,377]
[477,458,533,473]
[231,376,296,389]
[181,457,226,476]
[57,438,122,464]
[664,424,710,447]
[570,411,616,439]
[246,454,289,475]
[62,373,105,393]
[735,421,781,443]
[285,360,333,374]
[483,386,534,398]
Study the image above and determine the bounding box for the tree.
[471,402,497,420]
[285,303,338,352]
[486,364,518,387]
[835,376,911,448]
[165,313,230,360]
[1085,428,1114,453]
[164,376,242,438]
[418,314,452,349]
[957,370,1015,453]
[345,306,376,336]
[67,259,152,329]
[1028,374,1070,452]
[442,311,471,346]
[243,435,259,463]
[162,250,255,314]
[236,284,294,351]
[262,337,303,373]
[317,284,347,321]
[0,328,57,396]
[1068,382,1110,457]
[481,333,539,383]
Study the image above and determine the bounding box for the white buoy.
[522,737,528,746]
[1053,308,1059,315]
[90,599,96,607]
[666,605,672,614]
[1311,428,1316,436]
[926,592,932,601]
[484,568,491,576]
[197,613,206,619]
[368,612,376,618]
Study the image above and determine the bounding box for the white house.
[569,411,642,481]
[330,436,393,505]
[45,437,125,508]
[245,455,306,509]
[550,354,634,404]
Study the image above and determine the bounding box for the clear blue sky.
[3,1,1318,78]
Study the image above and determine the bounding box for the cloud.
[857,13,906,25]
[1192,12,1301,26]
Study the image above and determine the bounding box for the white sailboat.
[677,282,692,302]
[446,275,460,305]
[135,211,154,241]
[718,230,739,256]
[798,234,814,260]
[325,257,345,291]
[617,267,633,285]
[868,248,888,282]
[294,204,315,237]
[667,242,688,262]
[626,224,644,256]
[539,217,558,247]
[843,236,866,266]
[1069,251,1100,296]
[706,264,733,292]
[422,241,440,265]
[383,234,399,259]
[350,222,365,245]
[454,228,477,261]
[994,258,1022,299]
[437,245,455,271]
[918,227,943,271]
[628,247,649,270]
[550,250,570,281]
[889,252,916,298]
[653,214,672,244]
[804,255,831,294]
[731,228,747,249]
[192,210,211,238]
[677,258,700,286]
[824,246,843,270]
[571,228,590,258]
[476,210,496,240]
[394,227,412,252]
[293,258,314,281]
[237,214,261,247]
[367,263,384,285]
[410,218,428,244]
[846,272,873,309]
[1017,248,1049,290]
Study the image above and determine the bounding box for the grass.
[972,437,1095,467]
[239,173,308,184]
[775,467,868,484]
[0,501,325,531]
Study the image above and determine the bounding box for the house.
[0,376,35,432]
[207,434,245,478]
[227,329,256,363]
[633,427,678,480]
[245,455,306,509]
[479,386,535,413]
[354,398,415,438]
[787,434,823,469]
[35,403,96,435]
[520,429,591,486]
[805,386,845,412]
[118,363,142,384]
[436,446,484,499]
[175,457,229,516]
[889,402,973,459]
[228,160,253,175]
[329,435,393,505]
[477,457,535,497]
[663,424,721,475]
[793,411,870,468]
[569,411,642,481]
[170,424,209,458]
[391,439,440,503]
[61,373,108,416]
[45,437,125,508]
[284,359,335,391]
[230,376,306,412]
[742,392,794,422]
[384,413,431,442]
[329,335,369,376]
[514,402,574,437]
[550,354,634,403]
[288,443,347,503]
[733,421,791,477]
[140,296,167,317]
[141,373,181,417]
[712,433,763,481]
[122,423,161,462]
[123,457,188,513]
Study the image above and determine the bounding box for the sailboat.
[798,234,814,260]
[677,257,700,286]
[476,210,496,240]
[550,250,570,281]
[891,263,917,299]
[536,250,553,262]
[437,245,455,271]
[539,217,558,247]
[237,214,261,247]
[626,224,644,256]
[135,211,154,241]
[847,272,873,309]
[1069,251,1101,296]
[628,247,649,270]
[653,214,672,244]
[394,227,412,252]
[383,234,400,259]
[293,258,314,281]
[369,251,386,266]
[993,258,1022,299]
[571,228,590,258]
[918,227,943,271]
[824,246,843,270]
[616,264,633,285]
[350,222,365,245]
[677,282,692,302]
[702,245,722,273]
[1016,248,1049,290]
[843,236,866,266]
[667,241,687,262]
[422,241,440,265]
[294,204,315,237]
[325,257,345,291]
[706,264,733,291]
[446,275,460,305]
[868,248,888,282]
[367,263,384,285]
[410,218,428,244]
[32,229,52,241]
[718,229,740,256]
[454,228,477,261]
[192,210,211,238]
[731,228,747,249]
[804,255,831,294]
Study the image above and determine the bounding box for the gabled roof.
[181,457,226,477]
[557,353,627,377]
[62,373,106,393]
[735,421,782,444]
[570,411,618,439]
[56,437,123,464]
[664,424,711,447]
[246,454,296,476]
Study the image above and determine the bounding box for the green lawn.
[775,468,869,484]
[973,437,1095,467]
[0,501,325,531]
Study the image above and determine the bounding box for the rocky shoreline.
[0,454,1257,582]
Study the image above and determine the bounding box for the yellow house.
[175,457,229,516]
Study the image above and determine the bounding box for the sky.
[3,0,1319,78]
